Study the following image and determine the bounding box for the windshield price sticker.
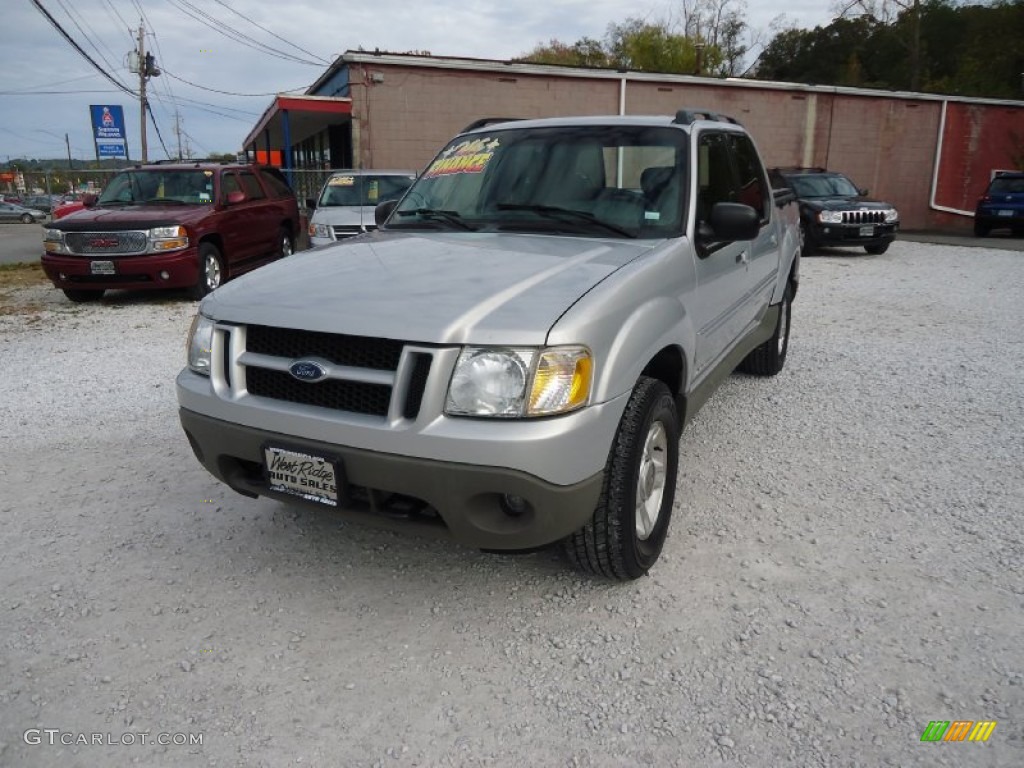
[423,137,500,179]
[329,176,356,186]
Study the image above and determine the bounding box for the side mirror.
[226,190,246,206]
[305,197,317,210]
[82,193,98,208]
[702,202,760,243]
[375,199,398,227]
[858,188,869,196]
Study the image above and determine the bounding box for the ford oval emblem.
[289,360,328,382]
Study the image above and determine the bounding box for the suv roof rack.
[461,117,521,132]
[672,109,740,126]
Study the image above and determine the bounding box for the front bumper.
[41,247,199,291]
[807,222,897,248]
[178,408,605,550]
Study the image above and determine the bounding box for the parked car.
[768,166,899,254]
[974,171,1024,237]
[306,170,416,246]
[51,199,86,220]
[0,201,46,223]
[177,110,801,580]
[21,194,60,214]
[41,162,300,302]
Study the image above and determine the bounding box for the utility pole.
[174,111,183,161]
[131,21,161,162]
[137,23,148,162]
[65,132,73,170]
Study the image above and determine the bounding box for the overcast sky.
[2,0,835,163]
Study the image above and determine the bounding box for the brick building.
[242,51,1024,232]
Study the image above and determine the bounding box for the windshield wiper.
[496,204,636,238]
[144,197,189,205]
[394,207,475,231]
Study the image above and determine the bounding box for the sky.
[2,0,836,164]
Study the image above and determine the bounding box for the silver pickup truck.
[177,110,800,580]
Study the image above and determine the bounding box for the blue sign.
[90,104,128,159]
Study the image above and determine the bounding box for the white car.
[306,170,415,246]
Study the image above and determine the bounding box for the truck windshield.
[317,174,415,207]
[391,125,688,239]
[98,170,215,205]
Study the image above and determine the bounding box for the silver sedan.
[0,202,46,223]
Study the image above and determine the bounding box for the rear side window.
[259,168,294,198]
[238,172,266,200]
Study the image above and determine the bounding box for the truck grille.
[332,224,374,239]
[64,231,148,255]
[840,210,886,225]
[247,368,392,415]
[231,325,434,419]
[247,325,402,370]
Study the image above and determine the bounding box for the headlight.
[309,222,332,239]
[43,228,65,253]
[818,210,843,224]
[884,209,899,223]
[445,345,593,418]
[187,314,215,375]
[149,224,188,252]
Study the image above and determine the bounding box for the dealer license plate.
[858,226,875,237]
[263,446,340,507]
[90,260,116,275]
[997,210,1014,217]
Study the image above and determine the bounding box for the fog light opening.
[59,273,66,280]
[500,494,531,517]
[159,270,170,280]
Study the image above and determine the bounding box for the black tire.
[800,221,818,255]
[62,289,104,303]
[20,213,34,224]
[564,376,679,580]
[1012,227,1024,238]
[188,242,224,300]
[278,226,294,257]
[864,242,889,255]
[974,221,989,238]
[739,284,792,376]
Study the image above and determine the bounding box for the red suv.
[42,162,300,302]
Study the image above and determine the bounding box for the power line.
[145,101,172,159]
[163,0,325,66]
[208,0,329,64]
[0,90,125,95]
[30,0,135,96]
[100,0,134,42]
[53,0,123,76]
[162,67,310,96]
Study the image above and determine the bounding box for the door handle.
[737,251,749,264]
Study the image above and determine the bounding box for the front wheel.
[278,227,294,258]
[864,242,890,255]
[800,221,818,256]
[739,285,792,376]
[564,376,680,580]
[188,242,224,300]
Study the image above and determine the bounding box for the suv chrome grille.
[64,230,148,255]
[840,210,885,225]
[332,224,373,239]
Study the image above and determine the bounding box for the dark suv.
[974,171,1024,237]
[768,167,899,255]
[42,162,300,302]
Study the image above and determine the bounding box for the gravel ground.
[1,242,1022,768]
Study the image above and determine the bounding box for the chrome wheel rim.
[204,254,221,291]
[778,299,790,357]
[281,235,293,257]
[635,420,668,540]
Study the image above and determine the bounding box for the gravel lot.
[1,241,1022,767]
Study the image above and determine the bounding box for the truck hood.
[51,203,212,231]
[803,197,893,211]
[203,230,657,345]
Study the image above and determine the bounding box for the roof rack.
[461,117,521,133]
[672,109,740,126]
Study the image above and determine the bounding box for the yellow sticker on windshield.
[423,137,500,179]
[329,175,355,186]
